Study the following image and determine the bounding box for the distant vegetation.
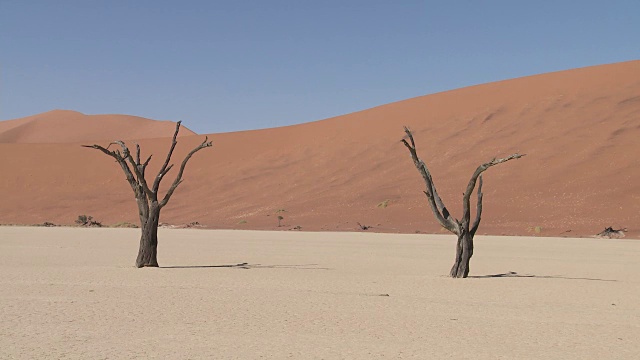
[112,222,139,228]
[75,215,103,227]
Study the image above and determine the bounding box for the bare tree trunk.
[136,202,160,267]
[450,231,474,278]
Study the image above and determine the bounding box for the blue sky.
[1,1,638,133]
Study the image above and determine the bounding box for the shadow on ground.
[161,263,332,270]
[469,271,617,282]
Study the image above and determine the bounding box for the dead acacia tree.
[401,127,524,278]
[83,121,212,268]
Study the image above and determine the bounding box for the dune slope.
[0,61,639,237]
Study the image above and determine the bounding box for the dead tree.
[401,127,524,278]
[83,121,212,268]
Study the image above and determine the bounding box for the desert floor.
[1,227,639,359]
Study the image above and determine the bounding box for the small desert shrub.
[237,220,248,225]
[357,222,371,230]
[277,215,284,227]
[185,221,201,228]
[527,226,542,234]
[596,227,627,239]
[377,200,390,208]
[75,215,102,227]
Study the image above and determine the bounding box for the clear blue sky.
[1,1,638,133]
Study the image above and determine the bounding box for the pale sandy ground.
[1,227,639,359]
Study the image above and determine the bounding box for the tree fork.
[401,126,524,278]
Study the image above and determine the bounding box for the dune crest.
[0,110,196,143]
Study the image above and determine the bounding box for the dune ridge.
[0,110,196,143]
[0,61,639,237]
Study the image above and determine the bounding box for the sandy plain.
[1,227,638,359]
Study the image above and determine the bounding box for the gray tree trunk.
[136,202,160,267]
[450,231,473,278]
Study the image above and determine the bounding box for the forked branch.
[152,121,182,193]
[401,127,525,236]
[401,127,459,234]
[82,143,141,196]
[83,121,212,206]
[159,136,212,208]
[461,153,525,226]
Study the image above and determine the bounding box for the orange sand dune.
[0,61,639,237]
[0,110,196,143]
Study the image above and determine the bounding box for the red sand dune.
[0,61,639,237]
[0,110,195,143]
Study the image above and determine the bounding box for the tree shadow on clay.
[469,271,617,282]
[161,263,332,270]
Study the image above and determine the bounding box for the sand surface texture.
[1,227,638,359]
[1,61,639,237]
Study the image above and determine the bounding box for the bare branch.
[421,190,459,234]
[402,126,416,148]
[135,143,141,165]
[152,121,181,193]
[402,128,453,221]
[142,155,152,167]
[141,154,152,176]
[470,175,483,236]
[112,141,155,199]
[462,153,525,225]
[86,141,154,199]
[159,136,212,208]
[134,142,152,177]
[401,127,459,234]
[83,144,140,196]
[82,144,117,159]
[161,164,174,177]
